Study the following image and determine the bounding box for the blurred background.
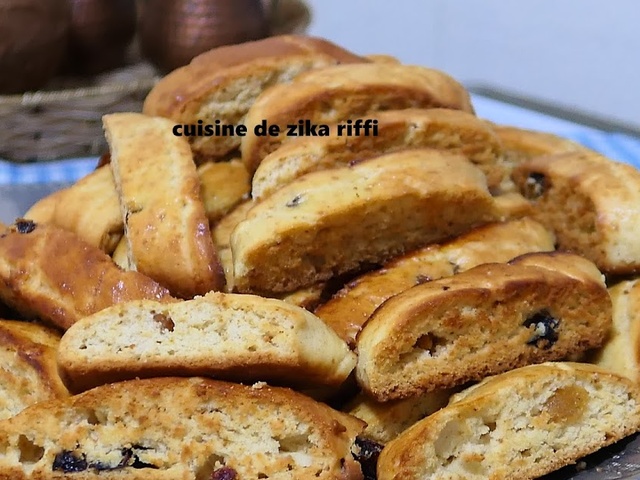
[306,0,640,131]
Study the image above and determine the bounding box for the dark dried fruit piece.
[522,172,547,200]
[152,311,175,332]
[211,466,238,480]
[15,219,37,234]
[415,274,432,285]
[353,436,384,480]
[286,194,303,207]
[53,450,88,473]
[523,309,560,349]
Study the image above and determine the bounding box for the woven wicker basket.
[0,0,310,163]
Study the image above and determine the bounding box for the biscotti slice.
[143,35,367,162]
[0,221,173,330]
[345,389,453,444]
[590,279,640,382]
[58,291,356,393]
[316,218,555,347]
[494,124,589,164]
[241,63,475,172]
[512,151,640,274]
[252,108,508,199]
[232,149,499,294]
[198,159,250,223]
[377,362,640,480]
[356,252,611,401]
[0,320,69,421]
[0,377,365,480]
[22,189,66,224]
[104,112,225,298]
[49,166,123,254]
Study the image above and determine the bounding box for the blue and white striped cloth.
[0,94,638,185]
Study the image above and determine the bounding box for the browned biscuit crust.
[252,108,509,199]
[241,63,475,173]
[143,35,367,162]
[316,218,555,347]
[231,150,499,294]
[512,151,640,274]
[356,252,611,401]
[377,362,640,480]
[0,222,173,330]
[104,113,225,298]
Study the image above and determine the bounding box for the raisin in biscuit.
[231,149,500,294]
[591,279,640,382]
[0,377,365,480]
[57,291,356,393]
[104,112,225,298]
[143,35,367,163]
[0,320,69,421]
[0,221,173,330]
[356,252,611,401]
[316,218,555,347]
[377,362,640,480]
[197,159,250,224]
[512,151,640,274]
[252,108,508,199]
[241,63,475,173]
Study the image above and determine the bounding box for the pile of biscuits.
[1,35,640,480]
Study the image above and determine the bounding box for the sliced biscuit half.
[316,218,555,347]
[378,362,640,480]
[231,149,500,294]
[252,108,508,199]
[0,377,365,479]
[356,252,611,401]
[241,63,475,172]
[512,151,640,274]
[104,113,225,298]
[58,291,357,393]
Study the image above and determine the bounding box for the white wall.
[306,0,640,129]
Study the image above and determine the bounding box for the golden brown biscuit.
[241,63,475,173]
[316,218,555,347]
[591,279,640,382]
[143,35,367,162]
[49,166,123,254]
[58,291,356,393]
[0,377,365,479]
[356,252,611,401]
[231,149,499,294]
[0,320,69,420]
[512,151,640,274]
[104,112,225,298]
[251,108,509,199]
[197,159,251,223]
[377,362,640,480]
[0,221,173,330]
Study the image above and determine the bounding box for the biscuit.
[143,35,367,162]
[0,377,365,479]
[104,112,225,298]
[0,221,173,330]
[377,362,640,480]
[241,63,475,172]
[110,236,129,270]
[345,389,452,444]
[252,108,508,199]
[49,166,123,254]
[0,320,69,421]
[512,151,640,274]
[197,159,250,224]
[231,149,500,294]
[57,291,356,393]
[356,252,611,401]
[316,218,555,347]
[591,279,640,382]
